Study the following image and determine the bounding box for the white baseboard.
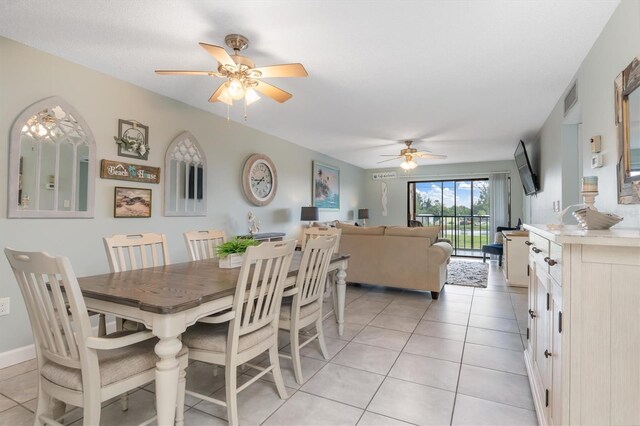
[0,320,116,370]
[0,344,36,370]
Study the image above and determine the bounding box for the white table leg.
[154,336,182,426]
[335,265,347,336]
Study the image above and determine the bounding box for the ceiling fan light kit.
[155,33,307,120]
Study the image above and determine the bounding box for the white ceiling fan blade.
[254,81,293,103]
[414,153,447,159]
[252,63,308,78]
[199,42,236,68]
[377,157,402,164]
[155,70,216,76]
[379,154,403,157]
[413,150,433,155]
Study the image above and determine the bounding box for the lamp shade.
[301,206,319,221]
[358,209,369,220]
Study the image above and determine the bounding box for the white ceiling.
[0,0,619,169]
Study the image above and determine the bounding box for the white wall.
[528,0,640,227]
[362,160,524,227]
[0,37,365,353]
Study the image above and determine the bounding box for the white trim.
[0,320,116,370]
[0,344,36,369]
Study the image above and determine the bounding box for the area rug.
[445,260,489,288]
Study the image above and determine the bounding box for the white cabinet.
[502,231,529,287]
[523,224,640,426]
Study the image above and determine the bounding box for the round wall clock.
[242,154,278,206]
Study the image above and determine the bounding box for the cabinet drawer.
[548,242,562,285]
[528,233,549,271]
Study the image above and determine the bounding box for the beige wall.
[0,37,365,353]
[526,0,640,227]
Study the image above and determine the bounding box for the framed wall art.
[114,186,152,218]
[101,159,160,184]
[312,161,340,210]
[115,119,149,160]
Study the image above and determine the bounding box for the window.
[408,179,489,256]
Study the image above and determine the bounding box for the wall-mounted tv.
[514,140,539,195]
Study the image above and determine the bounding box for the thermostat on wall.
[590,135,602,153]
[591,154,603,168]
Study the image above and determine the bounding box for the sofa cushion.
[336,224,385,235]
[384,226,440,242]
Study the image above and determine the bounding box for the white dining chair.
[103,233,171,273]
[279,235,337,384]
[4,248,188,426]
[184,229,226,261]
[181,239,296,426]
[301,227,341,315]
[301,226,341,251]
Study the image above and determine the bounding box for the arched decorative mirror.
[615,55,640,204]
[164,131,207,216]
[8,97,96,218]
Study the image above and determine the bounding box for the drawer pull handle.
[532,247,542,254]
[544,349,552,358]
[544,257,557,266]
[525,241,533,246]
[529,310,536,319]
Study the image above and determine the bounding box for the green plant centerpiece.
[216,237,260,268]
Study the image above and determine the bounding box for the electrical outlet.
[63,199,70,208]
[0,297,9,316]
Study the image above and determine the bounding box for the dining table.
[77,251,349,426]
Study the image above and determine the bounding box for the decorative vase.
[218,253,244,269]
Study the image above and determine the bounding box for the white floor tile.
[301,363,384,409]
[403,334,464,362]
[413,320,467,341]
[332,342,400,375]
[358,411,414,426]
[264,391,363,426]
[452,394,537,426]
[353,326,411,351]
[368,377,455,426]
[458,365,534,410]
[369,314,420,333]
[388,353,460,392]
[462,343,527,375]
[465,327,524,351]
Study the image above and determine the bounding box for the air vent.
[564,81,578,116]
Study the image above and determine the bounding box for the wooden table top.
[77,252,350,314]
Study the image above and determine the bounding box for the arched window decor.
[164,131,207,216]
[8,97,96,218]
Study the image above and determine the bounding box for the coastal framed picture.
[312,161,340,210]
[114,186,152,218]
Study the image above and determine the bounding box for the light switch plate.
[0,298,9,316]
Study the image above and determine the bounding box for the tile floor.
[0,260,537,425]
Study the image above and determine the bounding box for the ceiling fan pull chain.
[244,98,248,121]
[227,104,230,123]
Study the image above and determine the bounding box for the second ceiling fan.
[378,140,447,170]
[155,34,307,108]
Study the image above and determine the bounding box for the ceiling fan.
[155,34,307,108]
[378,140,447,170]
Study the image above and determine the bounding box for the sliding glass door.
[408,179,490,257]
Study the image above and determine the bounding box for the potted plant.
[216,237,261,268]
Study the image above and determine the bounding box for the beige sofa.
[337,224,453,299]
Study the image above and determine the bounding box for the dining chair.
[181,239,296,426]
[103,233,171,273]
[301,227,341,317]
[279,235,337,384]
[4,248,188,426]
[301,226,341,251]
[103,233,171,332]
[184,229,226,261]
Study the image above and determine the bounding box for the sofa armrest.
[429,241,453,265]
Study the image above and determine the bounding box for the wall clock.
[242,154,278,206]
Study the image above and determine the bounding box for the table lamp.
[358,208,369,227]
[301,206,319,227]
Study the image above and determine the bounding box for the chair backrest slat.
[5,249,90,371]
[231,240,295,339]
[184,229,226,261]
[103,233,170,272]
[297,236,337,307]
[302,227,341,252]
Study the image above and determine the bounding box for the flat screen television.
[514,140,539,195]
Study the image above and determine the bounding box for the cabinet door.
[549,279,563,426]
[526,260,536,356]
[533,264,551,416]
